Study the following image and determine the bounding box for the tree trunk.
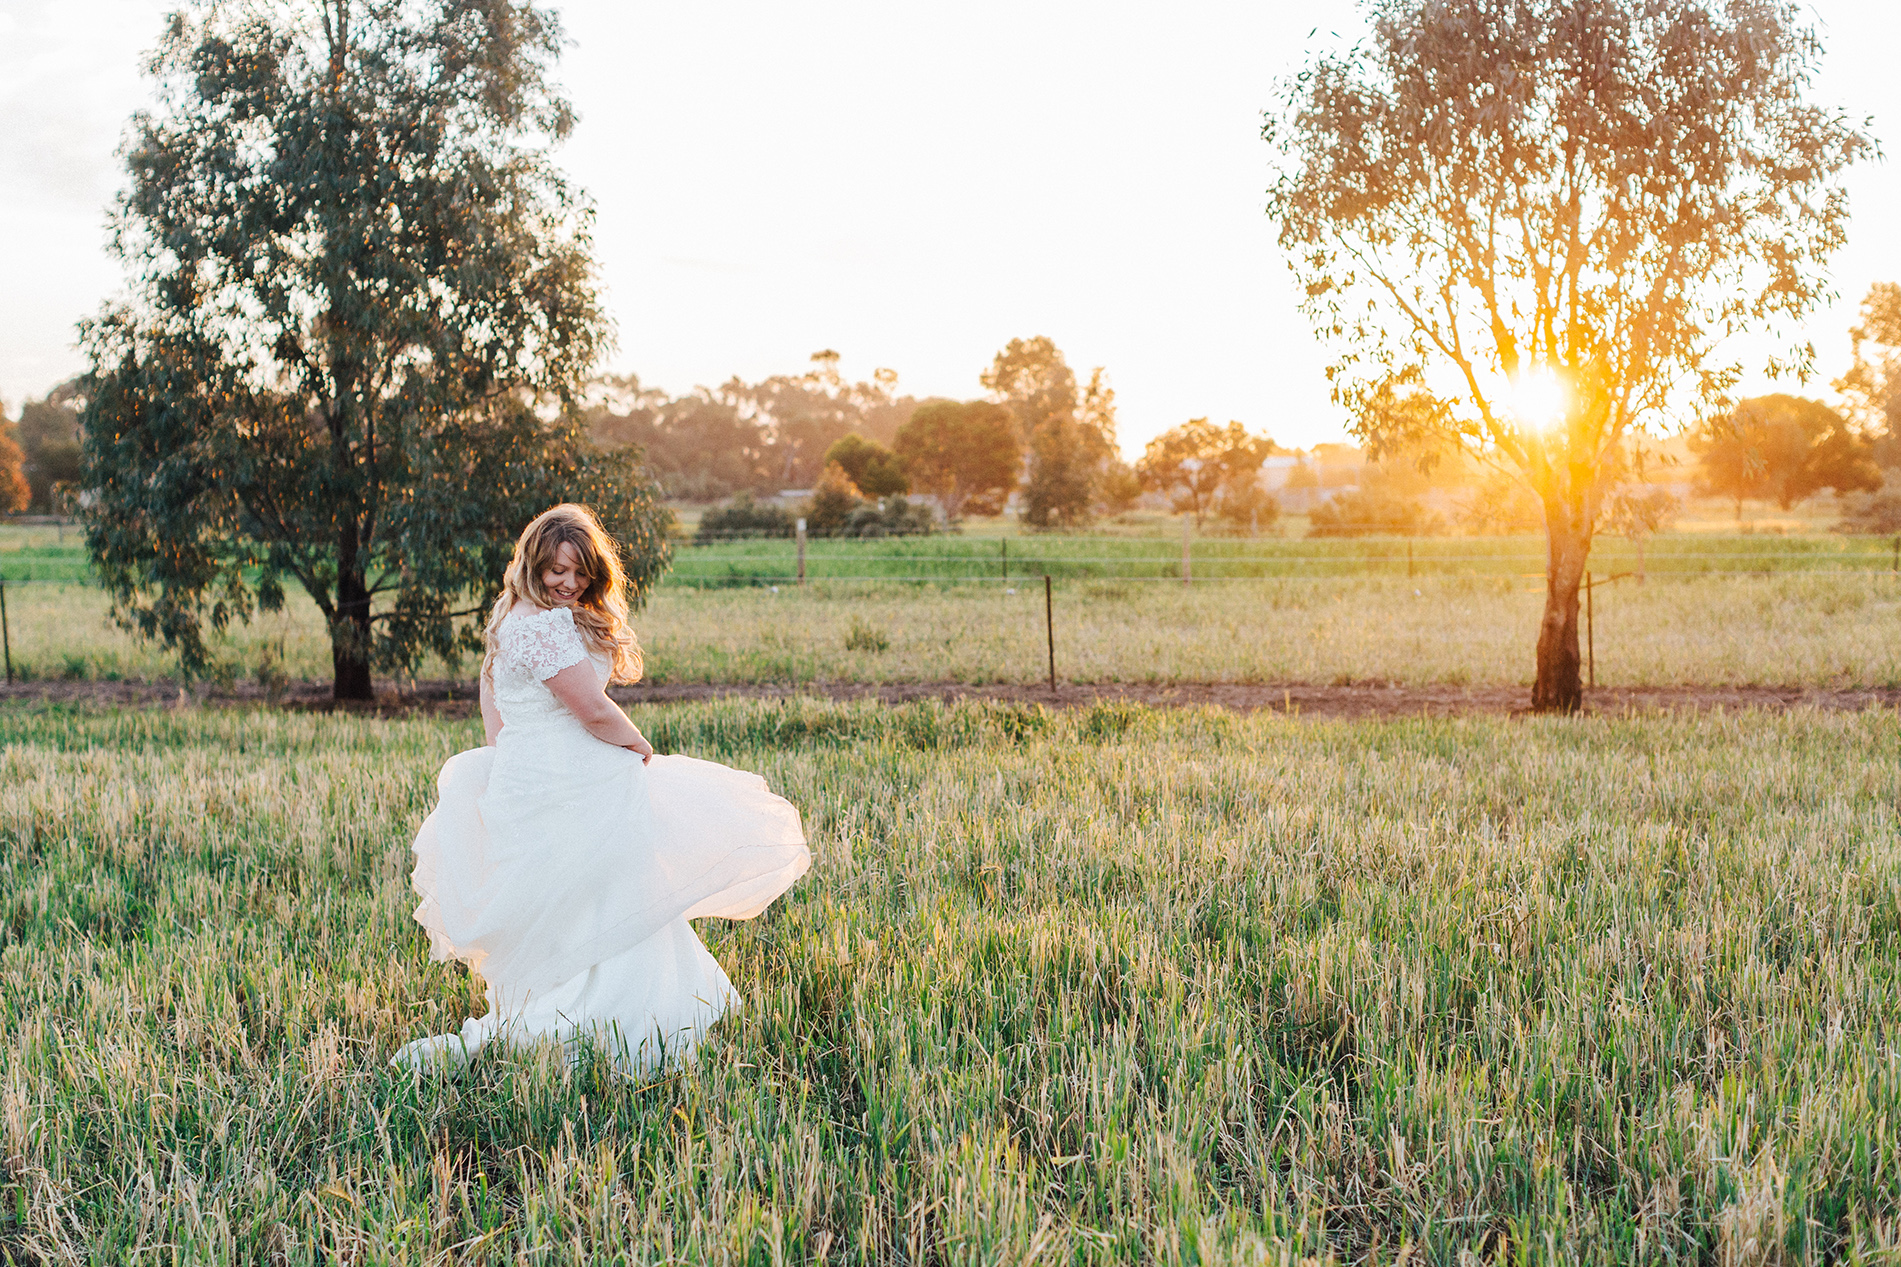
[1531,497,1591,713]
[332,523,374,701]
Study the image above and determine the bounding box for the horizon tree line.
[12,289,1898,535]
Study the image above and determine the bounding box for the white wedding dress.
[393,603,811,1075]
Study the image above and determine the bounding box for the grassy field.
[7,572,1901,691]
[671,531,1895,584]
[7,522,1900,689]
[2,698,1898,1262]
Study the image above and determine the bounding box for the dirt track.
[4,677,1899,720]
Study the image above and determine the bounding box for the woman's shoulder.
[496,601,583,665]
[499,602,576,632]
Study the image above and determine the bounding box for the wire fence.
[1,555,1897,588]
[665,531,1901,587]
[3,528,1897,690]
[3,527,1897,589]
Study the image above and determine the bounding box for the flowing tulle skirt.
[396,730,810,1075]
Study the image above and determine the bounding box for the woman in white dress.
[393,504,811,1075]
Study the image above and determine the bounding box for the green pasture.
[2,699,1898,1262]
[6,522,1896,590]
[671,529,1896,585]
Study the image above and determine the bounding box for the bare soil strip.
[4,677,1898,720]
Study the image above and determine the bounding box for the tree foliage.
[80,0,671,699]
[1135,419,1275,527]
[1836,282,1901,465]
[823,433,908,497]
[0,414,28,514]
[580,354,918,499]
[982,338,1123,530]
[892,401,1019,521]
[981,337,1077,437]
[1692,394,1881,512]
[1268,0,1869,710]
[15,380,84,513]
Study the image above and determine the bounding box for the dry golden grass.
[8,572,1901,691]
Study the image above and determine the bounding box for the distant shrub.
[696,493,795,543]
[1604,485,1682,537]
[1456,472,1544,534]
[1213,480,1281,534]
[1308,488,1445,537]
[1834,488,1901,535]
[839,497,935,539]
[802,463,867,536]
[803,462,936,538]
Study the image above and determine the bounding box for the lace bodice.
[489,605,610,730]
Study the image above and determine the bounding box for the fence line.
[1,566,1894,588]
[671,548,1893,564]
[663,568,1896,586]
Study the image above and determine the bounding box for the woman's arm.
[545,663,654,763]
[480,675,503,746]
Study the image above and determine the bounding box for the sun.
[1509,368,1568,431]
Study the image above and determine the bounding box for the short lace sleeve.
[499,606,590,681]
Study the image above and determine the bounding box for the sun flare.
[1509,368,1568,431]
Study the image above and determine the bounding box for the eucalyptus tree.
[1268,0,1869,710]
[81,0,670,699]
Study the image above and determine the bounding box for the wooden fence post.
[1045,575,1056,692]
[796,518,806,586]
[1,576,12,686]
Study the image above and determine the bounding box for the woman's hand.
[625,731,654,764]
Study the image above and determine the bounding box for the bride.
[393,504,811,1075]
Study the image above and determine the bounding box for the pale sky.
[1,0,1896,455]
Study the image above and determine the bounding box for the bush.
[803,462,935,538]
[695,493,795,543]
[1834,488,1901,535]
[803,463,868,535]
[1604,485,1681,537]
[1456,472,1544,534]
[1307,488,1445,537]
[840,497,936,538]
[1213,480,1280,534]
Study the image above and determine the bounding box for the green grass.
[673,530,1897,584]
[9,521,1895,591]
[3,699,1899,1262]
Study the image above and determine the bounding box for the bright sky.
[1,0,1896,456]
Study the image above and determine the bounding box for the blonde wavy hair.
[482,504,643,684]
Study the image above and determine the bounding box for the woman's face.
[539,541,588,608]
